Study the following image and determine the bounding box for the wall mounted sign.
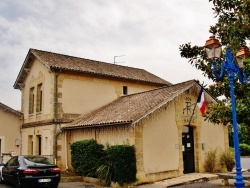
[182,96,197,124]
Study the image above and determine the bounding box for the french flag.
[197,88,206,115]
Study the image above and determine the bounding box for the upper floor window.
[123,86,128,95]
[36,83,43,112]
[29,87,35,114]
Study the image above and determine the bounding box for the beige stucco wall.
[0,109,22,156]
[21,124,53,156]
[143,102,179,173]
[59,74,158,117]
[21,58,53,123]
[199,120,229,172]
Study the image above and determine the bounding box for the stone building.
[13,48,228,183]
[13,48,170,161]
[0,102,23,161]
[61,80,228,183]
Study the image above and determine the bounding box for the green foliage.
[238,124,250,145]
[71,140,137,186]
[219,149,235,172]
[106,145,137,185]
[205,100,231,125]
[209,0,250,49]
[204,149,217,173]
[70,139,105,176]
[240,143,250,156]
[179,0,250,132]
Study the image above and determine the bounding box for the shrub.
[96,156,114,186]
[219,149,235,172]
[96,145,137,186]
[240,144,250,156]
[70,139,105,176]
[107,145,136,185]
[204,149,217,173]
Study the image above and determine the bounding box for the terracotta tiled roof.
[14,49,171,89]
[0,102,23,117]
[62,80,210,129]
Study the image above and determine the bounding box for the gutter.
[61,121,132,131]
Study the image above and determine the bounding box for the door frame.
[182,126,195,174]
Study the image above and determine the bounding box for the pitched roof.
[0,102,23,117]
[62,80,214,130]
[14,49,171,89]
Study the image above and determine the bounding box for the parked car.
[0,155,60,188]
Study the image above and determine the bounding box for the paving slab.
[138,173,218,187]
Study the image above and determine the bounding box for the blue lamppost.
[205,36,250,188]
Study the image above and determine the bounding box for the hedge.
[71,139,137,186]
[107,145,137,185]
[70,139,105,177]
[240,143,250,156]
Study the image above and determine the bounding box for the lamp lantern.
[204,36,222,60]
[236,46,250,68]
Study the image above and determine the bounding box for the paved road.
[0,182,96,188]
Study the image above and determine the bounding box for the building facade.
[0,102,23,161]
[14,48,170,161]
[61,80,228,183]
[14,49,228,183]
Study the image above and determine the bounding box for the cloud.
[0,0,215,109]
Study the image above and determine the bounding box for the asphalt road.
[0,182,96,188]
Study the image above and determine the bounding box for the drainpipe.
[19,116,23,155]
[53,71,61,164]
[65,131,68,170]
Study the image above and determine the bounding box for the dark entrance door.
[182,126,195,173]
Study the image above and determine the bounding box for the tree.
[179,0,250,141]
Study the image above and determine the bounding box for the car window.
[24,156,53,166]
[6,157,19,166]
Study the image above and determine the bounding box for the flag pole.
[188,102,197,126]
[188,87,205,125]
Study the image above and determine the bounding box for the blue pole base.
[234,179,245,188]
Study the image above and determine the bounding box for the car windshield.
[23,156,54,166]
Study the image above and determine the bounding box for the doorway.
[182,126,195,173]
[36,135,42,155]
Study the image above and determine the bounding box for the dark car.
[0,155,60,188]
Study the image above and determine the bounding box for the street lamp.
[205,36,250,188]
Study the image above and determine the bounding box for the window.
[29,87,35,114]
[36,84,43,112]
[123,86,128,95]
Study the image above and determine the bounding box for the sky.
[0,0,216,110]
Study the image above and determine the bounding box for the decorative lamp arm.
[212,60,225,80]
[237,69,248,85]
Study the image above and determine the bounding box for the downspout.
[65,131,68,170]
[19,116,23,155]
[53,71,61,164]
[19,87,24,155]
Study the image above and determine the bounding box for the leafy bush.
[204,149,217,173]
[107,145,136,185]
[240,144,250,156]
[71,139,137,186]
[96,156,114,186]
[70,139,105,176]
[96,145,136,186]
[219,149,235,172]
